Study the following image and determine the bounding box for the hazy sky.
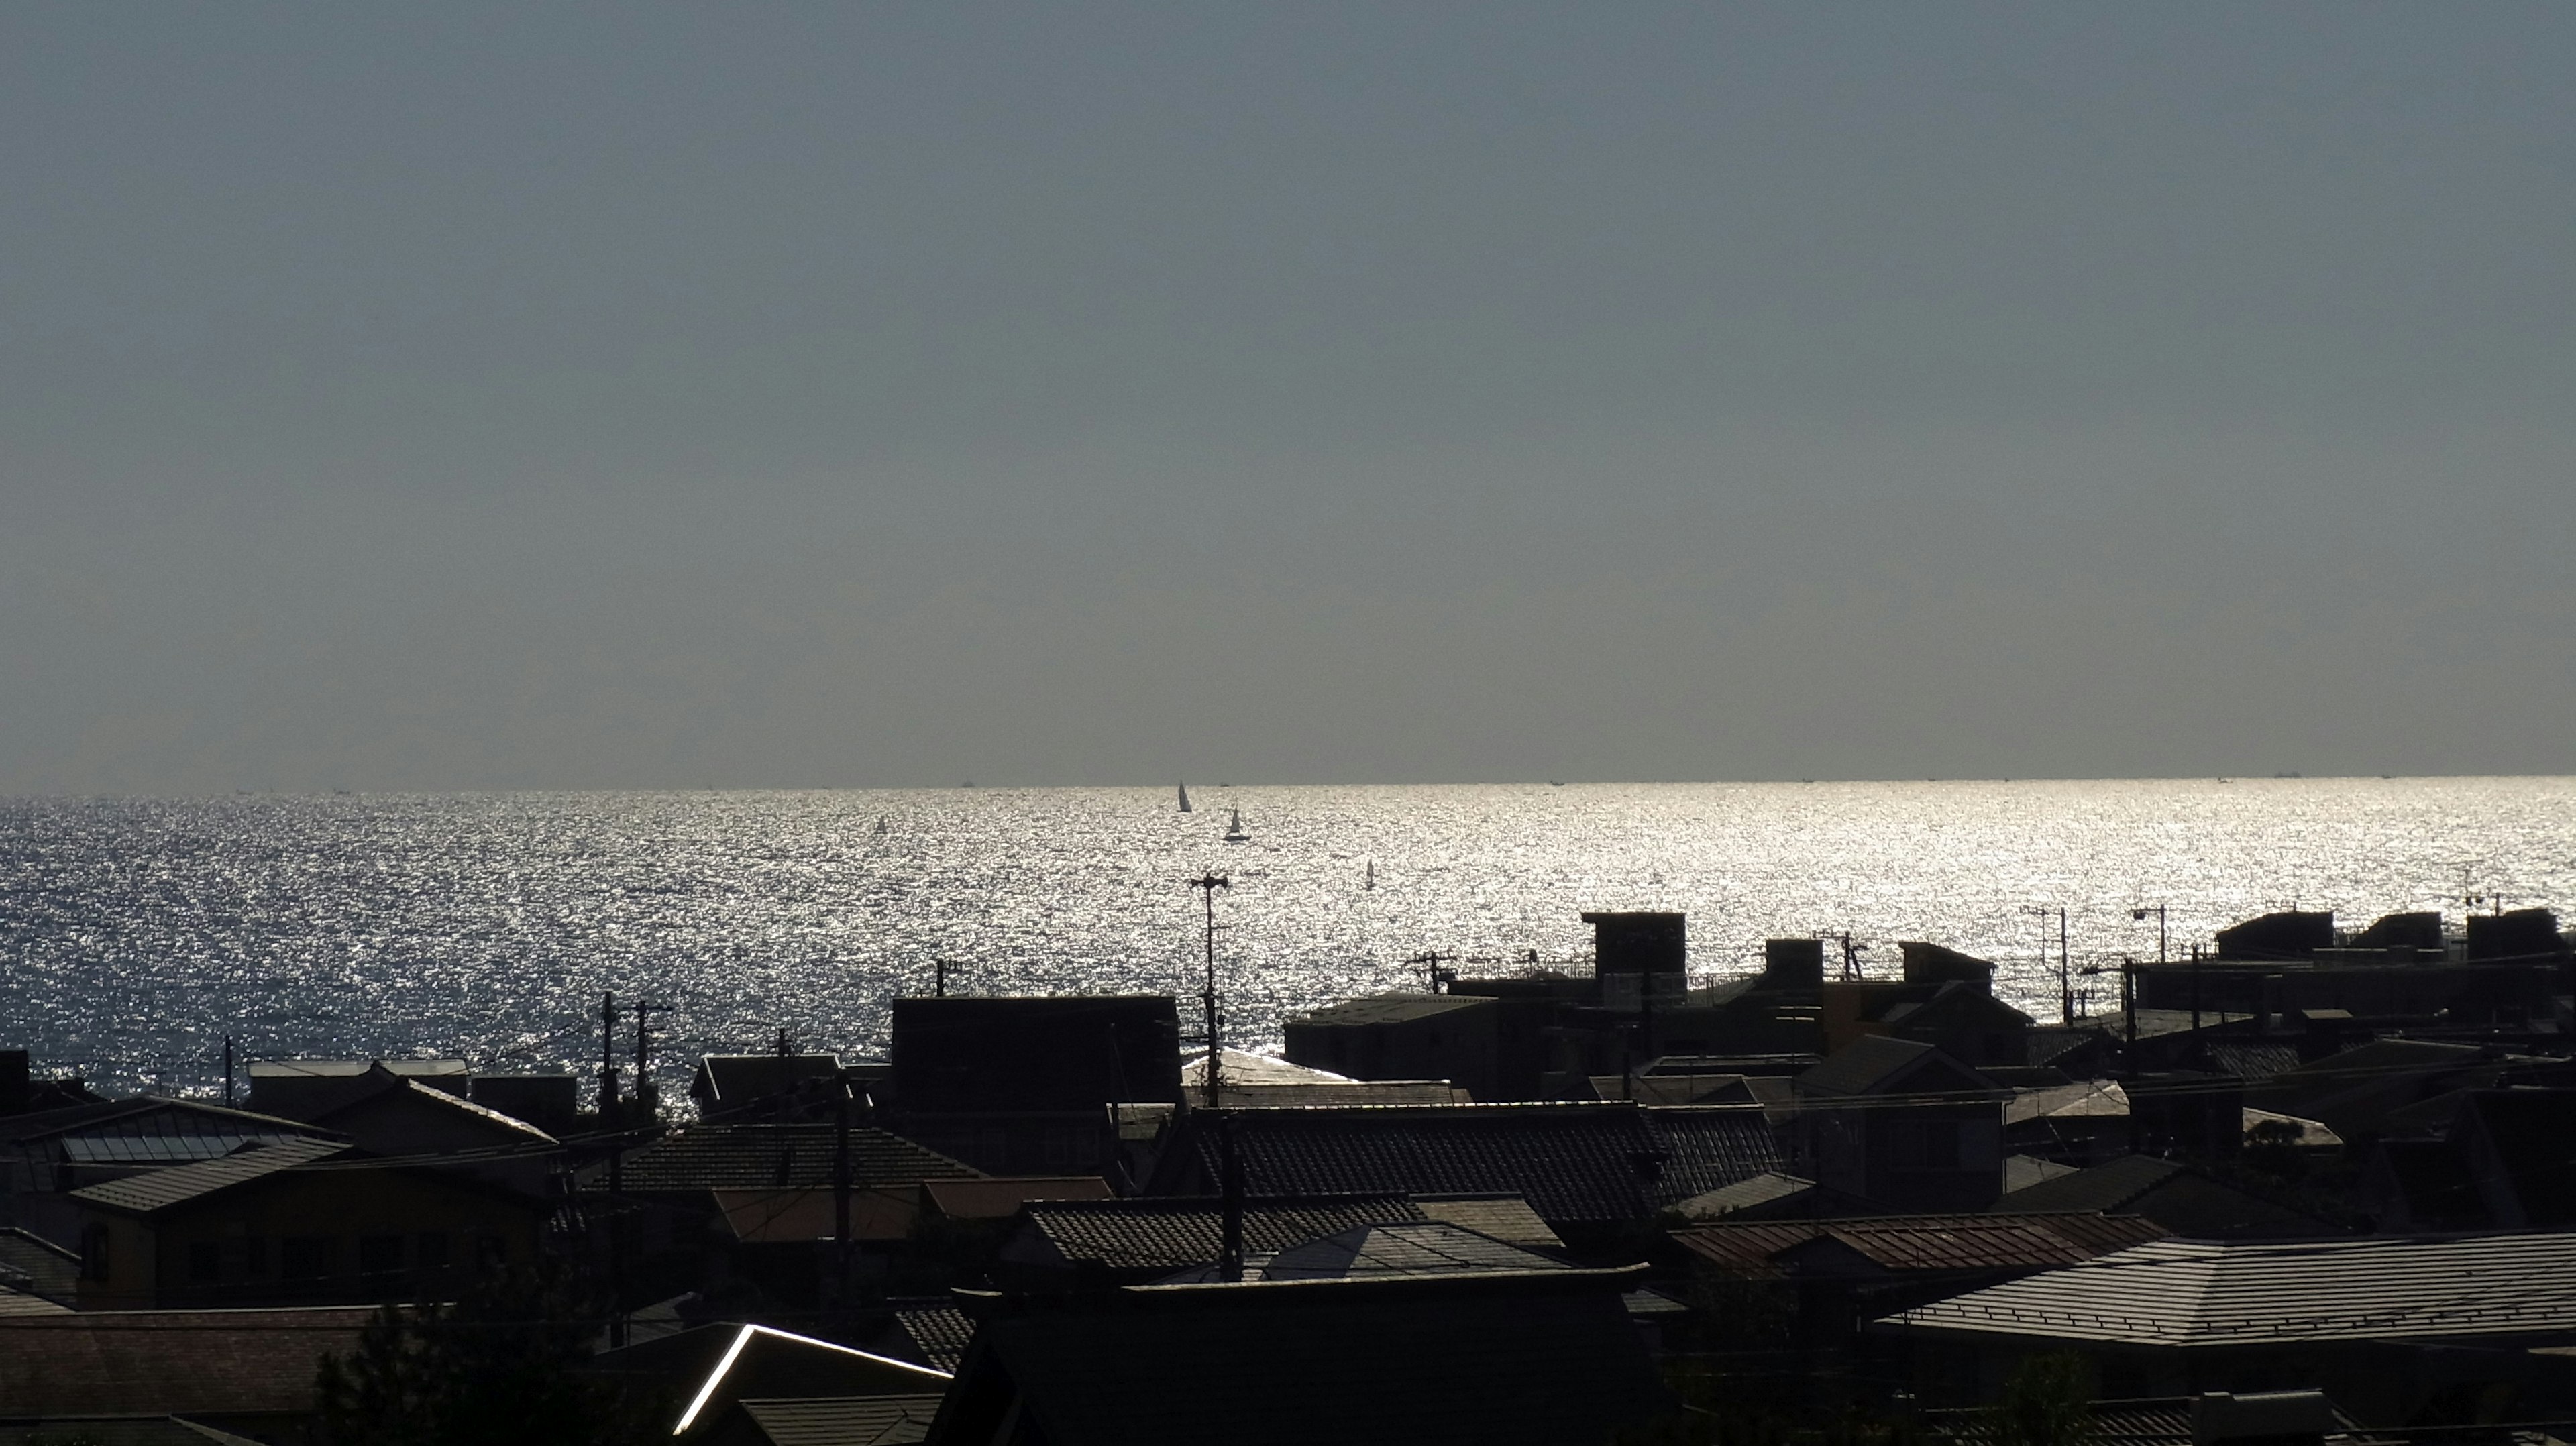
[7,3,2573,791]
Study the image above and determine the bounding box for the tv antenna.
[1409,950,1458,994]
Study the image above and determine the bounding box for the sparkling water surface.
[3,779,2571,1100]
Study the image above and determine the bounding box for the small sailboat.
[1177,781,1192,814]
[1223,807,1250,844]
[1363,857,1375,890]
[873,815,888,837]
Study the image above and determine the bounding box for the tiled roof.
[1412,1194,1565,1250]
[1014,1196,1429,1273]
[1671,1172,1817,1221]
[2203,1041,2301,1080]
[1883,1232,2576,1346]
[2005,1081,2128,1127]
[922,1176,1116,1219]
[735,1394,943,1446]
[1259,1221,1569,1279]
[2462,1089,2576,1225]
[0,1306,376,1414]
[889,1306,975,1373]
[68,1137,351,1215]
[605,1125,981,1192]
[1798,1036,1941,1095]
[1209,1082,1474,1107]
[1990,1155,2331,1237]
[1673,1213,2169,1277]
[1990,1154,2183,1214]
[1148,1103,1782,1227]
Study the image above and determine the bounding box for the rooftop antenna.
[933,958,966,998]
[1409,950,1458,995]
[1825,932,1868,981]
[774,1027,792,1058]
[2023,905,2072,1025]
[221,1035,235,1109]
[1190,872,1231,1109]
[599,991,622,1126]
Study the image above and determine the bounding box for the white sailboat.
[1177,781,1192,814]
[1223,807,1250,844]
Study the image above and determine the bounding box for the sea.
[3,778,2572,1101]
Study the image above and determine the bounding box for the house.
[1280,993,1500,1100]
[885,996,1181,1175]
[1819,944,2035,1068]
[1989,1154,2336,1238]
[1670,1211,2168,1345]
[289,1067,562,1193]
[1793,1036,2007,1212]
[66,1137,549,1309]
[584,1122,983,1309]
[467,1071,580,1135]
[1876,1231,2576,1424]
[0,1098,347,1247]
[926,1268,1674,1446]
[1139,1102,1781,1252]
[0,1304,374,1433]
[245,1058,470,1117]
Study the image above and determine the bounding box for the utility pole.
[2060,909,2073,1025]
[599,992,621,1128]
[633,1000,672,1127]
[775,1027,791,1058]
[1191,873,1231,1109]
[934,958,963,998]
[221,1036,235,1109]
[1409,950,1458,994]
[833,1072,853,1310]
[2133,904,2169,964]
[1826,932,1867,981]
[1217,1113,1245,1283]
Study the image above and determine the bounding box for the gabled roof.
[2006,1081,2128,1127]
[0,1283,75,1317]
[1183,1048,1354,1086]
[309,1076,559,1145]
[1144,1102,1782,1228]
[1285,992,1494,1027]
[1258,1221,1568,1280]
[3,1097,338,1160]
[885,1305,974,1374]
[1010,1195,1430,1274]
[606,1124,981,1192]
[941,1268,1671,1446]
[672,1325,951,1437]
[1880,1232,2576,1347]
[0,1306,376,1414]
[729,1394,943,1446]
[1799,1036,1997,1098]
[1671,1171,1819,1221]
[1674,1213,2169,1278]
[68,1137,351,1215]
[1990,1154,2332,1237]
[1412,1194,1565,1250]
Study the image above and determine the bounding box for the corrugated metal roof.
[1413,1194,1566,1250]
[1674,1213,2168,1276]
[68,1137,350,1215]
[1882,1232,2576,1346]
[59,1131,309,1165]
